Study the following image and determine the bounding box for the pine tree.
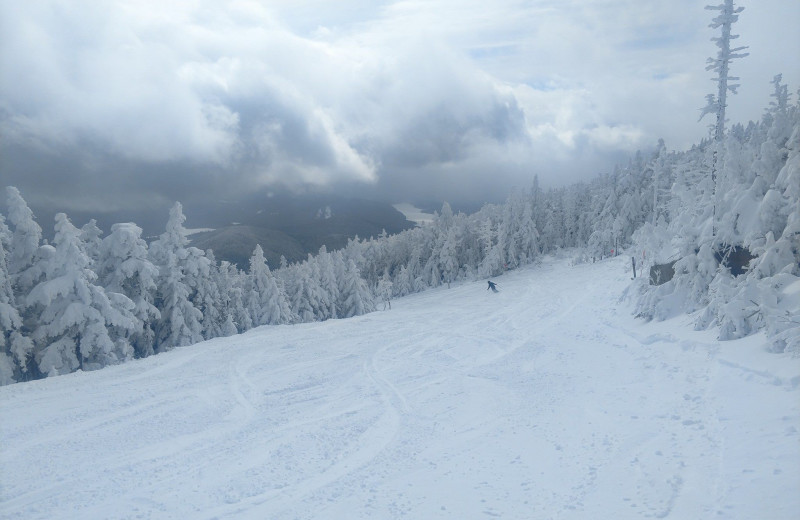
[191,250,224,341]
[518,194,539,263]
[439,227,460,287]
[80,219,103,267]
[338,259,375,318]
[287,263,316,323]
[377,270,393,309]
[304,255,329,320]
[248,245,292,326]
[315,246,340,320]
[97,223,161,358]
[27,213,136,376]
[0,216,32,384]
[478,217,503,277]
[149,202,204,351]
[217,260,252,333]
[4,187,43,298]
[394,264,414,297]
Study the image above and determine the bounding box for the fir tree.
[149,202,204,351]
[338,259,375,318]
[27,213,136,376]
[0,216,32,384]
[248,245,291,326]
[4,187,43,298]
[97,223,161,358]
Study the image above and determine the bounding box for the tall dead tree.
[699,0,748,237]
[700,0,749,142]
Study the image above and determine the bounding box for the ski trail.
[206,359,405,519]
[366,346,414,416]
[227,357,258,423]
[2,254,798,519]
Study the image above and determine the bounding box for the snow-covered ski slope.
[2,254,798,520]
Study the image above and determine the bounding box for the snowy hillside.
[1,254,797,519]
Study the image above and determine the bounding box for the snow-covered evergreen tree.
[80,219,103,266]
[248,245,292,326]
[517,194,539,264]
[634,80,799,353]
[217,260,252,334]
[439,226,460,287]
[338,259,375,318]
[4,187,43,298]
[377,270,393,309]
[0,216,32,384]
[97,223,161,358]
[315,246,340,320]
[191,250,224,341]
[27,213,136,376]
[149,202,204,351]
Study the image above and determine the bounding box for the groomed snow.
[1,255,798,519]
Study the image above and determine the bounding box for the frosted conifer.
[28,213,136,376]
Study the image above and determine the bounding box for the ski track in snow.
[1,255,798,519]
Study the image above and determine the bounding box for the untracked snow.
[1,255,798,519]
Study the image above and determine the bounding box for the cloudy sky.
[1,0,798,216]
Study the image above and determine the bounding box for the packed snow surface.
[1,255,798,519]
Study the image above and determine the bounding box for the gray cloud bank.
[1,0,798,216]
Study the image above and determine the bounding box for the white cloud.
[1,0,797,208]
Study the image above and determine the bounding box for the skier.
[487,280,498,293]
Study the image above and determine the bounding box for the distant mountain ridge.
[188,225,305,269]
[186,192,416,268]
[20,190,417,269]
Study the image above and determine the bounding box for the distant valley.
[187,194,418,268]
[27,190,421,269]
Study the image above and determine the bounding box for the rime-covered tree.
[700,0,749,142]
[217,260,251,334]
[4,187,42,298]
[338,258,374,318]
[315,246,340,320]
[439,227,460,288]
[393,264,414,297]
[149,202,203,351]
[284,262,316,323]
[248,245,292,326]
[699,0,749,236]
[97,223,161,358]
[0,216,32,384]
[80,219,103,266]
[478,217,503,277]
[27,213,136,376]
[517,194,539,263]
[377,270,393,309]
[175,245,225,341]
